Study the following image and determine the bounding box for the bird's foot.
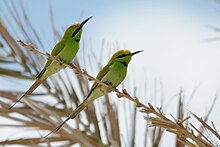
[55,58,65,65]
[69,62,77,68]
[103,82,114,91]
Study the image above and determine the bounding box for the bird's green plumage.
[81,49,143,106]
[84,61,127,105]
[9,17,92,109]
[87,50,133,95]
[44,49,143,138]
[39,37,80,80]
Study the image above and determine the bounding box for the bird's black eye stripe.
[75,39,80,42]
[116,54,130,58]
[72,28,81,37]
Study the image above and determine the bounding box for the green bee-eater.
[47,49,143,136]
[9,16,92,109]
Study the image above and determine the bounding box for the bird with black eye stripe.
[9,16,92,110]
[44,49,143,138]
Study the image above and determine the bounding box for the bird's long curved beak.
[80,16,93,28]
[131,50,143,56]
[72,16,92,37]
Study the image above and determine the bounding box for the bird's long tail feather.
[9,79,44,110]
[43,103,87,139]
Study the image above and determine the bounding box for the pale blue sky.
[1,0,220,146]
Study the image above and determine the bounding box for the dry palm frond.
[0,2,219,147]
[0,2,120,146]
[15,40,220,147]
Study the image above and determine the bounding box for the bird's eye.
[116,54,130,58]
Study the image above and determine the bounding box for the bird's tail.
[43,103,87,139]
[9,79,44,110]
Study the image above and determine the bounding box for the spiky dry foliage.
[0,1,220,147]
[3,40,220,147]
[0,2,146,146]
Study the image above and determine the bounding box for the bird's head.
[63,16,92,41]
[109,50,143,66]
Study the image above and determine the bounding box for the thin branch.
[17,40,147,109]
[17,40,219,147]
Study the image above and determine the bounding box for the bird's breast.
[58,39,79,63]
[102,62,127,88]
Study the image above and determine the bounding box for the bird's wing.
[93,64,110,87]
[86,63,111,98]
[45,39,66,67]
[36,40,66,79]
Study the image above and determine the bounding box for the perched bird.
[9,16,92,109]
[45,49,143,137]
